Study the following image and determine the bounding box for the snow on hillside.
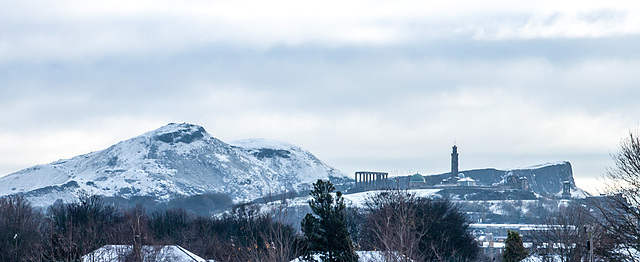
[230,138,347,185]
[517,161,570,170]
[261,189,443,212]
[0,123,350,206]
[230,138,296,150]
[341,189,442,207]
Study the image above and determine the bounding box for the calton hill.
[1,125,640,261]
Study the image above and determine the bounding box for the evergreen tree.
[503,230,528,262]
[301,180,358,262]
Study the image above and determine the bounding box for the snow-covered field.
[342,189,442,207]
[265,188,442,210]
[290,251,408,262]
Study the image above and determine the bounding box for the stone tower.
[451,145,459,179]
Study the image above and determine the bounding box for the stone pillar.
[371,173,378,188]
[451,145,459,179]
[364,173,368,188]
[363,173,366,188]
[384,173,388,188]
[373,173,376,188]
[373,172,376,188]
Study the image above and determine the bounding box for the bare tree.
[48,194,122,261]
[361,190,480,262]
[362,190,425,262]
[530,203,594,262]
[596,129,640,261]
[261,195,304,262]
[0,195,46,262]
[119,204,149,262]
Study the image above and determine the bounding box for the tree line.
[0,193,304,262]
[300,179,480,262]
[0,183,483,261]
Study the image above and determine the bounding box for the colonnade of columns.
[355,171,389,189]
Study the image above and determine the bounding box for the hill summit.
[0,123,349,206]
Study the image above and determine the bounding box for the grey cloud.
[1,35,639,191]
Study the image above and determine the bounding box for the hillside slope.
[423,161,587,197]
[0,123,350,206]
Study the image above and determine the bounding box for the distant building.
[82,245,208,262]
[451,144,459,179]
[409,173,426,187]
[503,172,531,191]
[519,177,529,191]
[478,233,504,260]
[355,171,389,189]
[442,144,461,185]
[457,175,476,186]
[561,181,572,199]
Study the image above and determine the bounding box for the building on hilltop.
[451,144,459,179]
[519,177,530,191]
[442,144,462,185]
[409,173,426,188]
[503,172,532,191]
[354,171,389,190]
[457,174,476,186]
[561,181,572,199]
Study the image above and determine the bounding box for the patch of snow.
[571,187,589,199]
[522,254,562,262]
[290,251,410,262]
[342,189,442,207]
[229,138,297,150]
[214,153,229,162]
[488,202,505,215]
[520,161,569,170]
[554,187,589,199]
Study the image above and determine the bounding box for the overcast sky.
[2,0,640,193]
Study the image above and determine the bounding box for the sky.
[2,0,640,194]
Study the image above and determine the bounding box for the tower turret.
[451,145,459,179]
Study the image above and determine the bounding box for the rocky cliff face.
[0,123,350,206]
[425,161,586,197]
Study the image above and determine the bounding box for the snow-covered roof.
[82,245,208,262]
[470,223,539,228]
[458,177,475,182]
[291,251,414,262]
[480,242,505,248]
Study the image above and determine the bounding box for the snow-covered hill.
[422,161,587,197]
[0,123,350,206]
